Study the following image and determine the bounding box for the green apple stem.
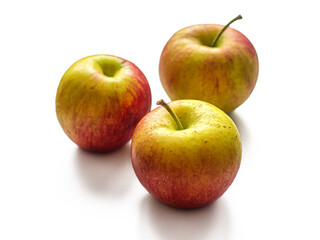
[211,14,242,47]
[157,99,184,130]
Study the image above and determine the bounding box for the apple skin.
[56,54,151,152]
[131,100,242,208]
[159,24,259,113]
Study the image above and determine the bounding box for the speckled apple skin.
[56,55,151,152]
[159,24,259,113]
[131,100,242,208]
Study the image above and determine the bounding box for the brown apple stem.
[211,14,242,47]
[157,99,184,130]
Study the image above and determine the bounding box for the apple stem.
[211,14,242,47]
[157,99,184,130]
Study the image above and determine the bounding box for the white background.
[1,0,319,239]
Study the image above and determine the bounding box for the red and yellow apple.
[56,54,151,152]
[159,15,259,113]
[131,99,242,208]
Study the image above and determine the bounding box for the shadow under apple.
[74,142,135,198]
[139,195,231,240]
[229,111,249,147]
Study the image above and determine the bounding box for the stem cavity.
[211,14,242,47]
[157,99,184,130]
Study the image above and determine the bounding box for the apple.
[159,15,259,113]
[56,54,151,152]
[131,99,242,208]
